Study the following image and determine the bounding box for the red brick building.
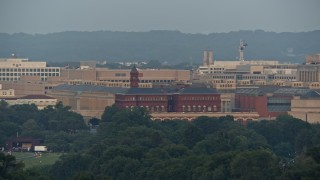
[115,88,170,112]
[115,66,221,113]
[235,93,278,117]
[115,87,221,113]
[172,88,221,112]
[235,86,310,118]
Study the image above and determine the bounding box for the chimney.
[209,50,213,65]
[203,49,208,66]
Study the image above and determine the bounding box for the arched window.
[193,105,196,112]
[182,105,186,112]
[213,105,217,112]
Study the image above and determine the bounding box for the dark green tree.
[0,152,24,179]
[41,102,87,131]
[181,124,204,148]
[50,154,92,180]
[100,156,141,180]
[72,171,95,180]
[230,150,280,180]
[101,105,120,123]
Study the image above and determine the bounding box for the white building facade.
[0,58,60,81]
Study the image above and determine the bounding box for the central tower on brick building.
[130,65,139,88]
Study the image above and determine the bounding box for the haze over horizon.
[1,0,320,34]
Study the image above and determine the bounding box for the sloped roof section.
[301,90,320,99]
[53,84,128,94]
[120,88,168,95]
[176,88,218,94]
[21,95,56,99]
[274,88,311,96]
[236,88,265,95]
[131,65,139,73]
[236,86,309,96]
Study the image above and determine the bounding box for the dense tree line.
[1,103,320,179]
[49,106,320,179]
[0,100,89,152]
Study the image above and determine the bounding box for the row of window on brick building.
[125,105,218,112]
[108,79,175,83]
[123,96,218,101]
[182,105,217,112]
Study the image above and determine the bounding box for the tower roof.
[131,65,138,73]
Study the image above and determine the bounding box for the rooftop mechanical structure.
[239,40,248,61]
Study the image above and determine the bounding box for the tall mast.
[239,40,248,61]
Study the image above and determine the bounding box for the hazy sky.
[1,0,320,34]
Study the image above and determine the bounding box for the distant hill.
[0,30,319,64]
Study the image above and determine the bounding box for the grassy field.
[12,152,62,169]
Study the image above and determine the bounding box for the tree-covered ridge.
[1,104,320,179]
[1,30,319,63]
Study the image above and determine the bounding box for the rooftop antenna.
[11,53,17,58]
[239,40,248,61]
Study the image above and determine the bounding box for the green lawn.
[12,152,62,169]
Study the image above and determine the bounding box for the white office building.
[0,57,60,81]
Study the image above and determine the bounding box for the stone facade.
[0,84,15,97]
[289,94,320,123]
[60,68,191,84]
[0,80,57,97]
[296,64,320,82]
[48,84,127,118]
[3,95,57,110]
[0,58,60,81]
